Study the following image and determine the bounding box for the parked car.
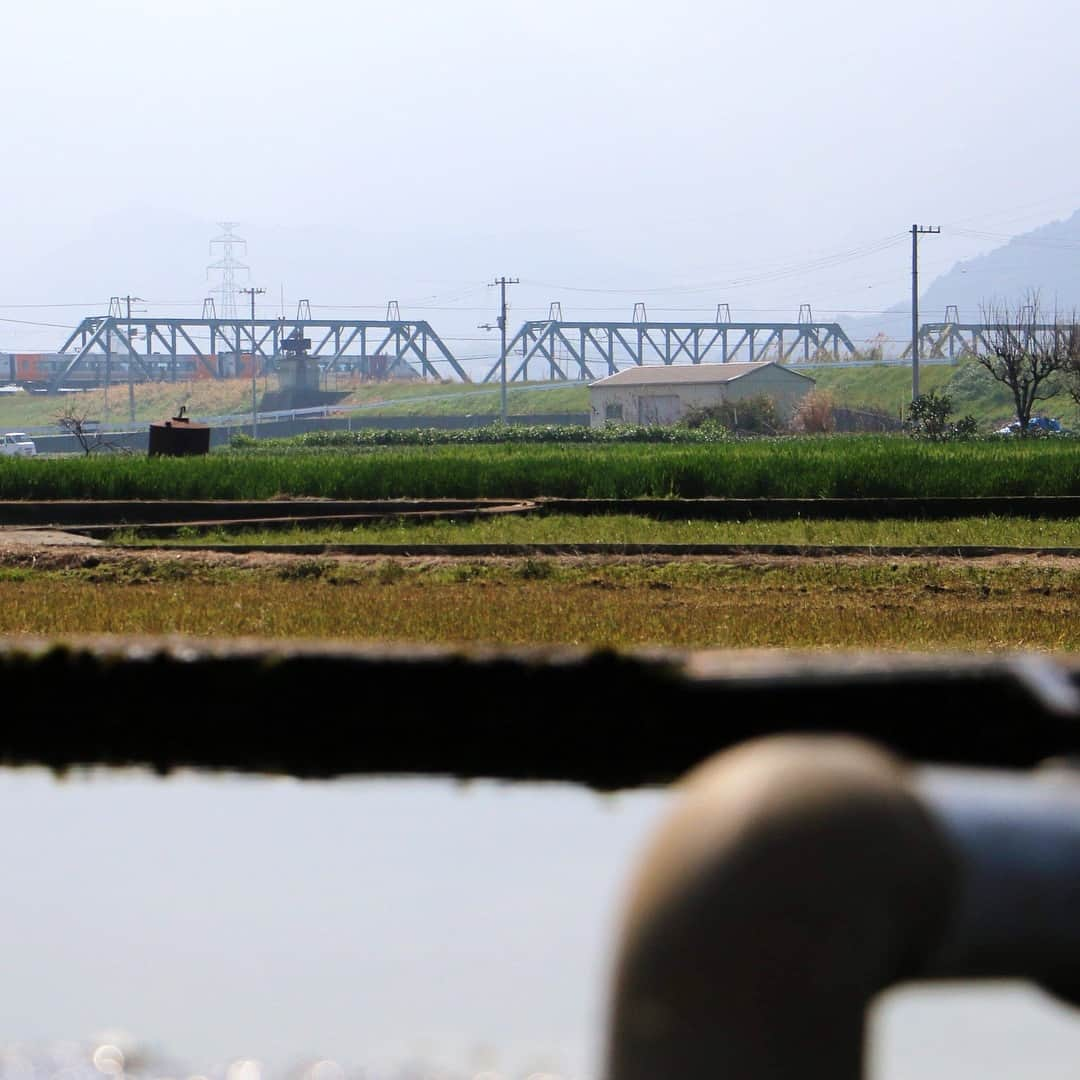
[993,416,1064,436]
[0,432,36,457]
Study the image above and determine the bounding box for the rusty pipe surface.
[605,736,1080,1080]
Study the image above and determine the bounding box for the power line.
[0,302,108,309]
[518,234,910,296]
[943,188,1080,229]
[951,227,1080,250]
[0,316,80,328]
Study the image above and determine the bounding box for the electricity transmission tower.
[208,223,249,320]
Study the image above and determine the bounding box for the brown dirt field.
[1,531,1079,573]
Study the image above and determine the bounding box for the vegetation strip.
[4,495,1080,529]
[150,542,1080,558]
[0,498,532,526]
[103,511,1080,549]
[3,553,1079,652]
[534,497,1080,520]
[1,437,1078,500]
[62,503,538,538]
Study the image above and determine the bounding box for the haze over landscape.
[5,0,1080,375]
[2,3,1080,1080]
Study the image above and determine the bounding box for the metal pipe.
[605,736,1080,1080]
[919,763,1080,994]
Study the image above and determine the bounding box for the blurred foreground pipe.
[606,737,1080,1080]
[919,763,1080,997]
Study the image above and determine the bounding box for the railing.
[0,640,1077,1077]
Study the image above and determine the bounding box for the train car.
[2,352,225,389]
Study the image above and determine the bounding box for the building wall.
[589,367,814,427]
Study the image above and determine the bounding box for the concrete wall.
[589,368,814,428]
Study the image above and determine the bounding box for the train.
[0,352,412,390]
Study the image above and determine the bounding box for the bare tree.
[55,404,99,455]
[979,293,1080,435]
[1066,337,1080,415]
[55,404,127,455]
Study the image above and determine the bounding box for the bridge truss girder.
[53,316,470,388]
[901,323,1066,361]
[482,320,858,383]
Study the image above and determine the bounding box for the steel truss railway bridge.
[907,321,1059,360]
[482,317,858,383]
[44,305,1020,389]
[53,313,469,388]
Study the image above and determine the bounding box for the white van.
[0,432,37,457]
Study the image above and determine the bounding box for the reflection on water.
[0,770,1077,1080]
[1,1043,578,1080]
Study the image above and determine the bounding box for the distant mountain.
[842,211,1080,355]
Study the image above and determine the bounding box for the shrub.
[905,390,977,441]
[517,558,554,580]
[833,404,902,433]
[682,395,781,436]
[277,422,729,448]
[792,390,836,434]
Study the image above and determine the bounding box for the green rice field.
[1,436,1078,500]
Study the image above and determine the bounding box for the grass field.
[0,377,585,429]
[3,360,1077,433]
[1,437,1076,500]
[805,359,1079,429]
[136,513,1080,548]
[4,357,1078,428]
[2,554,1077,650]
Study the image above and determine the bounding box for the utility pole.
[910,224,941,401]
[241,287,265,437]
[489,276,519,423]
[120,295,144,424]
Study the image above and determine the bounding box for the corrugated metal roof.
[588,361,815,388]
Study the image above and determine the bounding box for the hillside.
[805,360,1077,429]
[0,377,589,432]
[843,211,1080,353]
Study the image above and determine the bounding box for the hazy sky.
[4,0,1080,366]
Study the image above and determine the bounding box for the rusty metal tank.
[148,408,210,456]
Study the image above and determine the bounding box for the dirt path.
[0,528,103,547]
[1,531,1078,575]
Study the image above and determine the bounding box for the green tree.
[905,390,977,440]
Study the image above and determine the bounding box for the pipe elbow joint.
[608,736,955,1080]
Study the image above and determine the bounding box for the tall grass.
[2,560,1079,650]
[0,437,1077,500]
[148,514,1080,548]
